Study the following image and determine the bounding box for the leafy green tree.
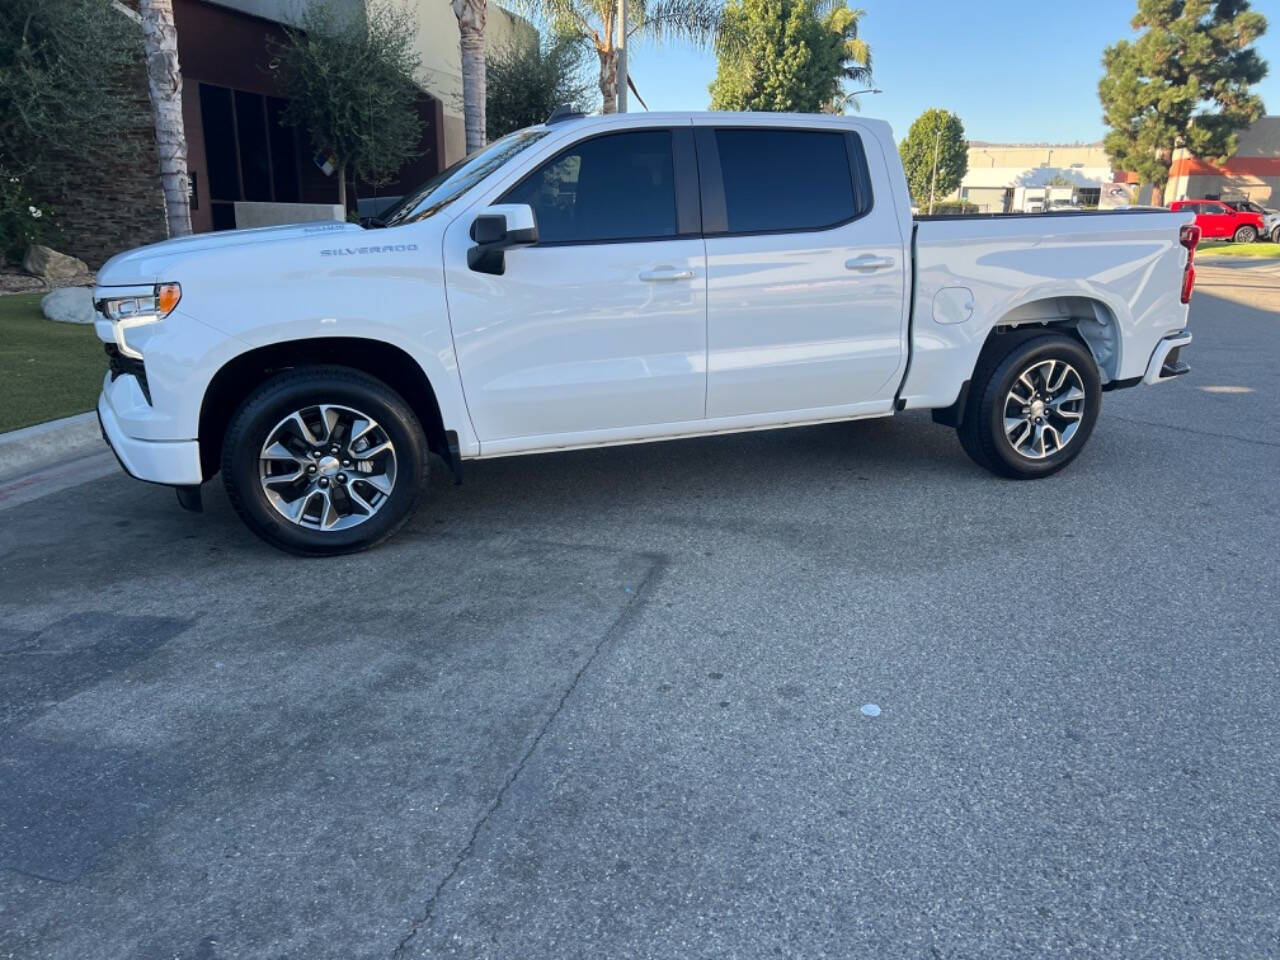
[1099,0,1268,204]
[270,0,424,211]
[486,33,595,138]
[898,108,967,211]
[709,0,871,113]
[516,0,723,114]
[0,0,148,258]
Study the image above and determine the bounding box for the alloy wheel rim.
[1002,359,1086,460]
[258,404,397,531]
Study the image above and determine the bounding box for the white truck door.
[442,127,706,448]
[697,124,908,419]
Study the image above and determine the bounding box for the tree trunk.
[139,0,192,238]
[337,160,347,214]
[452,0,487,153]
[598,48,618,115]
[1151,148,1172,208]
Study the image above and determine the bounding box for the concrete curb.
[1197,257,1280,270]
[0,411,106,482]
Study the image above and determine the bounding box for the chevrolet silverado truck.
[93,111,1199,555]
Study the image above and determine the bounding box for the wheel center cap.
[317,455,341,477]
[1030,400,1046,419]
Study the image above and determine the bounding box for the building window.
[198,82,309,230]
[1077,188,1101,207]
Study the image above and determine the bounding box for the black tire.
[222,366,427,556]
[1271,226,1280,244]
[956,333,1102,480]
[1233,225,1257,243]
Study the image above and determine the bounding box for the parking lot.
[2,263,1278,959]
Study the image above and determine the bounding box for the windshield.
[380,128,550,227]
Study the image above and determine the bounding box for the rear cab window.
[695,126,874,235]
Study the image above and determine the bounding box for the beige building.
[956,117,1280,213]
[956,143,1117,213]
[1164,116,1280,206]
[407,2,535,164]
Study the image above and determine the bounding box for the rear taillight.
[1180,224,1200,305]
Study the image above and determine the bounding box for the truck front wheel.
[957,333,1101,479]
[221,366,428,555]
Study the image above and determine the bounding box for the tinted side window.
[503,130,677,244]
[715,129,857,233]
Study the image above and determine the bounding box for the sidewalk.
[1196,259,1280,297]
[0,411,106,482]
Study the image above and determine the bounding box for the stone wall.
[29,71,168,270]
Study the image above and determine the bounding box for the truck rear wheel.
[221,366,428,555]
[957,333,1101,479]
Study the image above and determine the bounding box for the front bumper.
[98,389,202,486]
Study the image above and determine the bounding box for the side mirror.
[467,204,538,275]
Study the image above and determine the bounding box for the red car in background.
[1169,199,1265,243]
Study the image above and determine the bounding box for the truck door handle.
[845,255,895,271]
[639,267,695,282]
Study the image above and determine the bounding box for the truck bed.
[899,208,1193,412]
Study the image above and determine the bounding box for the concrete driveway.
[2,265,1278,959]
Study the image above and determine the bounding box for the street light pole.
[617,0,628,112]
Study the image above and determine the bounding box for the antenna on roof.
[547,105,586,125]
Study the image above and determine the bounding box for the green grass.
[1198,240,1280,259]
[0,292,104,433]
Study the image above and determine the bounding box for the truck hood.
[96,221,365,287]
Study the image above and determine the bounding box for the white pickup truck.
[93,111,1199,555]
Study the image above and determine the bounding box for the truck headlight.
[97,283,181,359]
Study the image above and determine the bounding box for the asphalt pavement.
[2,263,1278,959]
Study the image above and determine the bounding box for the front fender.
[166,225,478,456]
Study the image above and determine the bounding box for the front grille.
[103,343,152,405]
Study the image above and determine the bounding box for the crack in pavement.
[0,866,74,885]
[391,550,670,959]
[1108,413,1280,449]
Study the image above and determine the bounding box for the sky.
[625,0,1280,145]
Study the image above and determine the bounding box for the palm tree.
[827,4,871,91]
[138,0,192,236]
[452,0,488,152]
[809,4,874,114]
[517,0,723,114]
